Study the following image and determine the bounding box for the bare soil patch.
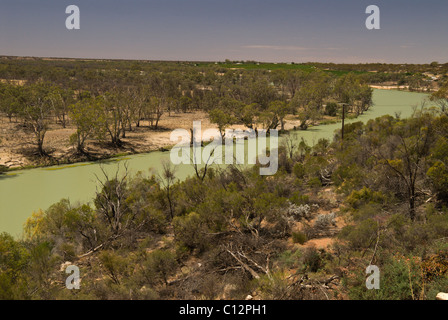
[0,111,306,169]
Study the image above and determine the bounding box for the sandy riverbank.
[0,112,307,170]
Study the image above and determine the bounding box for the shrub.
[421,251,448,282]
[143,208,168,234]
[302,247,322,272]
[338,218,378,250]
[287,203,311,221]
[289,192,309,206]
[293,162,305,179]
[143,249,178,285]
[314,213,336,230]
[425,276,448,300]
[172,212,206,251]
[325,102,338,116]
[348,255,423,300]
[254,271,289,299]
[276,250,302,269]
[99,251,130,285]
[292,232,308,244]
[60,243,76,261]
[346,187,387,209]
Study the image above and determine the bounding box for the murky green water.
[0,89,429,237]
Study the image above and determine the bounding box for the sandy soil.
[286,187,346,251]
[369,85,410,90]
[0,112,304,169]
[369,84,438,92]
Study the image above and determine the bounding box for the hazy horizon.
[1,0,448,64]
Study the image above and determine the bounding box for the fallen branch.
[225,247,260,279]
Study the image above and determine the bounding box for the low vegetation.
[1,58,448,300]
[1,103,448,299]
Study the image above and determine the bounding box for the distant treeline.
[0,57,377,156]
[1,57,448,300]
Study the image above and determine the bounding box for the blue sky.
[0,0,447,63]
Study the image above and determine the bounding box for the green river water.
[0,89,429,237]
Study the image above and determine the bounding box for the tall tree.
[209,108,233,139]
[49,87,74,128]
[20,83,54,156]
[69,96,105,154]
[367,113,435,220]
[430,80,448,114]
[102,91,126,147]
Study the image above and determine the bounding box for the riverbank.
[0,89,430,236]
[0,88,433,173]
[0,111,202,169]
[0,110,336,172]
[369,84,438,92]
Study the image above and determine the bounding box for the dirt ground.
[0,112,304,169]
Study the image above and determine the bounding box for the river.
[0,89,429,237]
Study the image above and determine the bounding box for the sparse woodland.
[1,58,448,300]
[0,58,379,164]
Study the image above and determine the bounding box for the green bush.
[293,162,305,179]
[325,102,339,116]
[292,232,308,244]
[172,212,206,251]
[99,251,130,285]
[302,247,322,272]
[276,250,302,269]
[339,218,378,250]
[289,191,309,205]
[346,187,387,209]
[427,161,448,203]
[348,255,423,300]
[142,249,178,285]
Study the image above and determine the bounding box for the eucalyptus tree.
[0,82,23,122]
[101,90,126,147]
[178,95,193,113]
[333,73,361,111]
[148,96,164,129]
[132,85,151,128]
[117,87,139,137]
[209,108,233,139]
[49,87,74,128]
[365,112,436,220]
[20,83,55,156]
[271,69,305,99]
[268,100,289,131]
[69,96,105,154]
[430,80,448,114]
[334,73,372,115]
[258,100,290,132]
[357,84,373,115]
[243,75,278,110]
[240,103,260,130]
